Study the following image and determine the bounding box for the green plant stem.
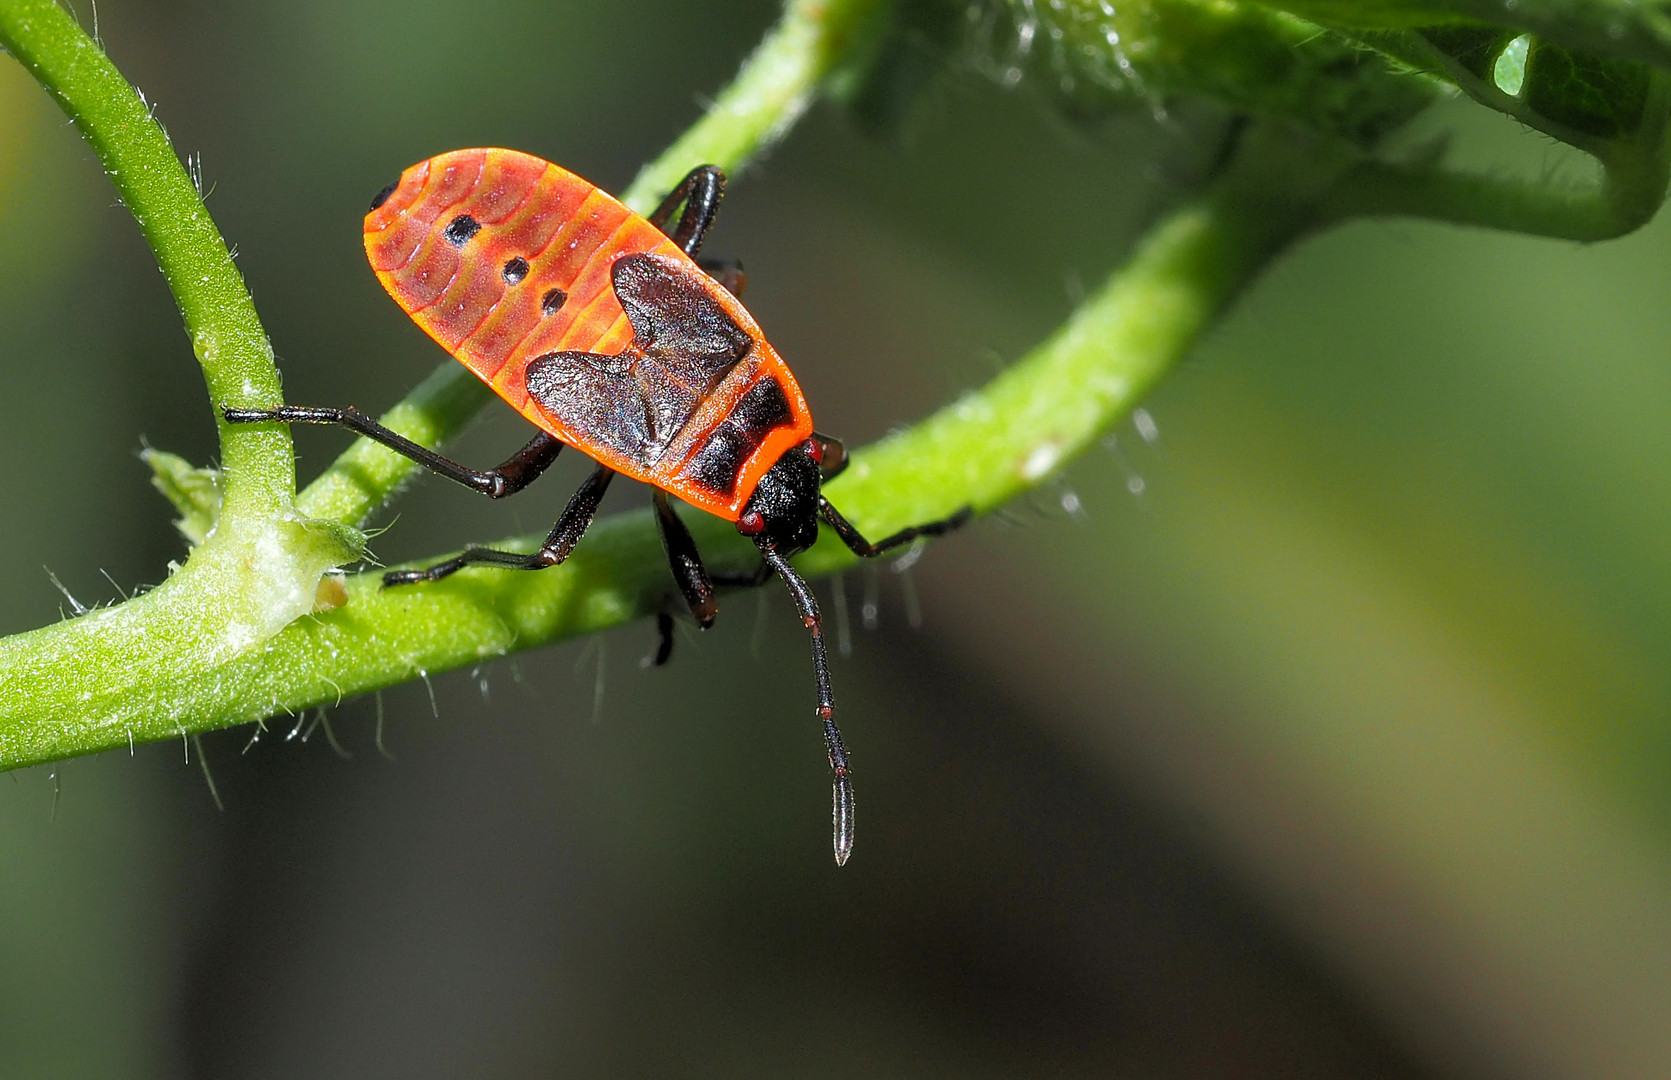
[1321,153,1671,239]
[0,130,1324,768]
[296,0,885,530]
[0,0,365,773]
[0,0,290,518]
[619,0,883,210]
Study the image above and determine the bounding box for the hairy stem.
[1321,151,1671,239]
[0,0,364,772]
[0,0,290,518]
[1323,71,1671,238]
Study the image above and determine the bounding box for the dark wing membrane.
[525,350,656,465]
[610,252,752,394]
[526,254,757,469]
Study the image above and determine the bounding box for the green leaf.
[893,0,1441,144]
[1522,38,1652,139]
[143,449,222,548]
[1262,0,1671,73]
[1419,23,1520,80]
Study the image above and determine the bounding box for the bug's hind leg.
[647,165,725,256]
[383,465,615,586]
[818,500,973,558]
[222,405,564,499]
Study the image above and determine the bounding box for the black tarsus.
[651,606,677,667]
[647,165,725,256]
[222,405,563,498]
[656,556,774,664]
[382,464,615,586]
[758,542,854,866]
[369,180,398,212]
[818,499,973,558]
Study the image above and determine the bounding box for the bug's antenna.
[759,544,854,866]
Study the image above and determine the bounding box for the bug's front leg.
[817,499,973,558]
[653,491,718,629]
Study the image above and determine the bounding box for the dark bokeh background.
[3,2,1670,1077]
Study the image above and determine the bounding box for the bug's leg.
[653,491,719,630]
[222,406,564,499]
[757,542,855,866]
[809,431,849,480]
[697,257,747,299]
[383,465,615,586]
[650,605,677,667]
[819,499,974,558]
[646,165,725,256]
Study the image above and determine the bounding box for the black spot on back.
[541,288,567,316]
[503,256,529,284]
[443,214,482,246]
[369,180,398,212]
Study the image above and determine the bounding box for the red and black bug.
[225,149,969,864]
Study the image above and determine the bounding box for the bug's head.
[737,442,822,555]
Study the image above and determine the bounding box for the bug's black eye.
[541,288,567,316]
[443,214,482,246]
[369,180,398,212]
[503,257,530,284]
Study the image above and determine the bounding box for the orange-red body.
[364,147,814,520]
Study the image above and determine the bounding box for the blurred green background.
[3,1,1670,1076]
